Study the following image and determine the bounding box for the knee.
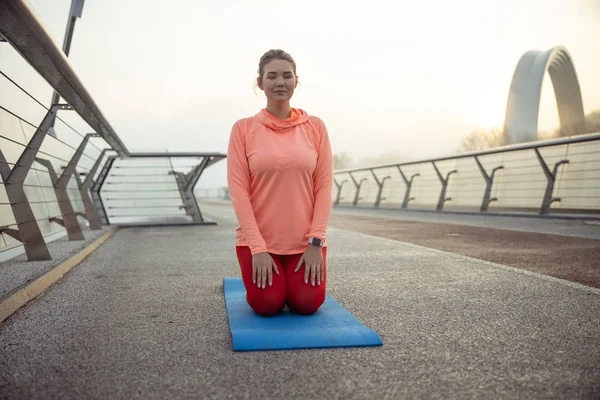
[247,290,286,317]
[288,291,325,315]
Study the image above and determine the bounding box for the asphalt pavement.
[0,203,598,399]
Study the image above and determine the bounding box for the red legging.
[236,246,327,316]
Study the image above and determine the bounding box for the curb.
[0,230,116,324]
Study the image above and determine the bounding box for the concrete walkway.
[0,228,110,299]
[332,205,600,239]
[1,205,599,399]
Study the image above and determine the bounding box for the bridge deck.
[1,203,599,399]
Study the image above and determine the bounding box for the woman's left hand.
[295,245,324,286]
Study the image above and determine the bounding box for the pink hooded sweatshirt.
[227,108,333,255]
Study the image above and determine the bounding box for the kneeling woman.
[227,49,333,316]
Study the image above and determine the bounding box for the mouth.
[273,90,287,94]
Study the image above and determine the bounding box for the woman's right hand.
[252,252,279,289]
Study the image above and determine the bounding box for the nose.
[275,77,285,87]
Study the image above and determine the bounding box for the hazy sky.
[1,0,599,189]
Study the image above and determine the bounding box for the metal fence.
[0,1,225,262]
[3,0,599,267]
[334,133,600,216]
[196,187,230,200]
[93,152,225,227]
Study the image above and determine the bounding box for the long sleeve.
[227,122,268,255]
[305,118,334,242]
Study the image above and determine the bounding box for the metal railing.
[0,1,226,262]
[196,187,230,200]
[334,133,600,216]
[92,153,225,227]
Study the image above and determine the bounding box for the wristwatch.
[308,237,323,247]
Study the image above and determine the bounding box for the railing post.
[169,155,222,223]
[222,187,230,200]
[349,173,367,206]
[191,156,223,221]
[0,156,52,260]
[91,155,116,225]
[534,148,569,215]
[334,178,347,206]
[369,169,391,207]
[170,157,213,222]
[79,148,110,229]
[474,156,504,212]
[398,166,419,209]
[432,161,457,211]
[0,104,70,260]
[73,172,102,230]
[34,157,84,240]
[34,132,99,239]
[57,133,99,186]
[0,227,20,241]
[189,157,212,221]
[83,148,110,189]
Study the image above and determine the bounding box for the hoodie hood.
[256,108,311,133]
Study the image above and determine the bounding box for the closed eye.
[266,73,294,79]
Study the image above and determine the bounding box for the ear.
[295,76,299,88]
[257,77,264,91]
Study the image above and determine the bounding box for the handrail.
[128,152,227,158]
[0,0,129,156]
[0,3,228,262]
[91,153,226,227]
[332,132,600,215]
[334,132,600,174]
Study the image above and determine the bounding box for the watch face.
[310,238,323,246]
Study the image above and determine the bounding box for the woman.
[227,49,333,317]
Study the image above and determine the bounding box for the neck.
[266,101,291,120]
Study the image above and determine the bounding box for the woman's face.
[259,59,297,103]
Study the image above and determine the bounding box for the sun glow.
[472,93,507,131]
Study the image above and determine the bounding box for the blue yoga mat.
[223,278,383,351]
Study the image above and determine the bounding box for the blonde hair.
[257,49,297,86]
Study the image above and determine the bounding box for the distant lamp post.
[48,0,86,138]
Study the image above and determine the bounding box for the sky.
[1,0,599,190]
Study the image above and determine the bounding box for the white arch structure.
[503,46,586,144]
